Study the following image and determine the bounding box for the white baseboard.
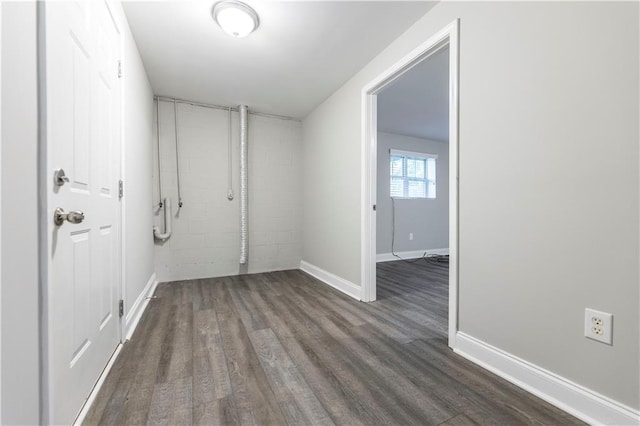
[376,248,449,262]
[124,272,158,341]
[454,332,640,426]
[73,343,123,426]
[299,260,362,301]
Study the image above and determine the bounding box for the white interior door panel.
[46,0,122,423]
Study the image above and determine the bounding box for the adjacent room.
[375,45,451,341]
[1,1,638,425]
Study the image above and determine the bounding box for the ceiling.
[377,46,449,142]
[122,1,435,119]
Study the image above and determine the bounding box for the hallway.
[84,265,581,425]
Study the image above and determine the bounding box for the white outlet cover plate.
[584,308,613,345]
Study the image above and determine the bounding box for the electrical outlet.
[584,308,613,345]
[409,233,414,240]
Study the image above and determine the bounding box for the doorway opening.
[361,20,459,348]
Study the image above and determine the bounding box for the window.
[390,149,437,199]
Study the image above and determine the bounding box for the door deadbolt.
[54,168,70,187]
[54,208,85,226]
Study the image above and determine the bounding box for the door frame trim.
[37,2,49,422]
[360,19,459,348]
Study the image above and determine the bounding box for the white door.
[46,0,122,423]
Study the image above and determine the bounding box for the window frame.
[389,149,438,199]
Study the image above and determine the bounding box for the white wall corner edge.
[454,332,640,426]
[124,272,158,341]
[299,260,362,301]
[376,248,449,263]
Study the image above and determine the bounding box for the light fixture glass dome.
[213,1,259,38]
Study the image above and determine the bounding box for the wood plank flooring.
[84,261,582,425]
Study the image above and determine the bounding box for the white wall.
[302,1,639,412]
[0,3,3,421]
[302,94,361,284]
[376,132,448,256]
[0,2,4,421]
[154,103,303,282]
[0,2,40,424]
[111,4,156,333]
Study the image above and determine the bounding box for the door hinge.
[372,204,376,211]
[119,300,124,317]
[119,179,124,199]
[117,60,122,79]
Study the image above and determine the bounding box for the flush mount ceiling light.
[213,0,260,38]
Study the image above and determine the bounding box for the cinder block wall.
[153,101,303,282]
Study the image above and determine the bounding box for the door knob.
[54,207,85,226]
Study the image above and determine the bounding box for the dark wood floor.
[84,261,582,425]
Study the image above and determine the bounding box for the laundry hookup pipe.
[153,197,172,241]
[239,105,248,264]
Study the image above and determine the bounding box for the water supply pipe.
[153,197,172,241]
